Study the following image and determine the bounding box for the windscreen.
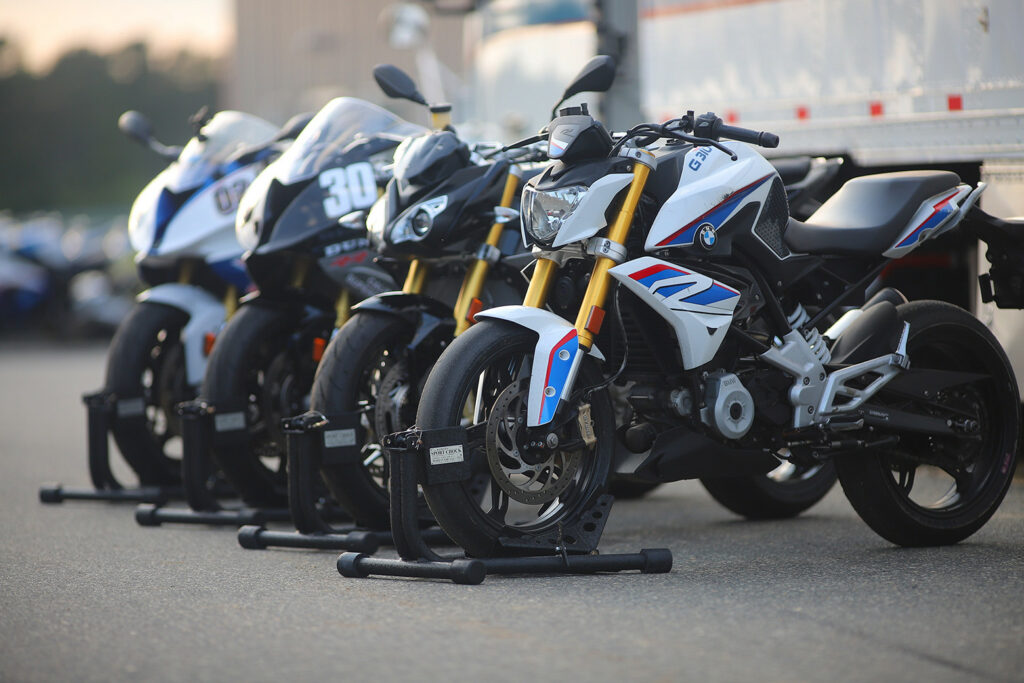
[272,97,426,185]
[165,111,278,192]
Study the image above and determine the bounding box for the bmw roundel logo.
[697,223,717,250]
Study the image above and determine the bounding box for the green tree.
[0,39,220,212]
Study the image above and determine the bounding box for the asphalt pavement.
[2,339,1022,683]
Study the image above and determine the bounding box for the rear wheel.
[105,301,191,486]
[835,300,1019,546]
[418,320,613,558]
[700,459,837,519]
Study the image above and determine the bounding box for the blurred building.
[227,0,468,125]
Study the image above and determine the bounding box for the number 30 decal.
[319,162,377,218]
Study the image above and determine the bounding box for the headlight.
[522,184,588,245]
[389,195,447,244]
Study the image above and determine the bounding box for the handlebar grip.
[716,123,779,148]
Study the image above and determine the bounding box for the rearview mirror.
[556,55,617,108]
[373,64,428,106]
[118,110,154,146]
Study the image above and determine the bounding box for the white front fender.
[475,306,603,428]
[138,284,227,387]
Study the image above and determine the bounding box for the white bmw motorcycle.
[106,108,308,487]
[414,108,1021,557]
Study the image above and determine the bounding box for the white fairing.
[610,256,741,370]
[149,165,261,262]
[129,111,278,258]
[882,184,975,258]
[137,284,228,387]
[475,306,600,428]
[646,142,778,250]
[550,173,633,247]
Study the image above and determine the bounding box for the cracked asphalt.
[2,339,1023,683]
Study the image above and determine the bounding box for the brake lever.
[666,130,737,160]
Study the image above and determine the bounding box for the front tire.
[835,301,1019,546]
[310,311,416,530]
[203,302,321,507]
[418,320,613,558]
[105,301,191,486]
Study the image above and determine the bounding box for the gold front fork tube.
[178,260,195,285]
[453,169,522,335]
[223,285,238,319]
[335,288,351,328]
[402,259,429,294]
[573,157,653,349]
[523,257,558,308]
[429,106,452,130]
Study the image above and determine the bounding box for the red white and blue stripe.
[538,329,579,424]
[629,263,739,307]
[894,190,960,249]
[656,173,774,247]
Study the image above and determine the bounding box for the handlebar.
[715,123,779,148]
[689,111,778,148]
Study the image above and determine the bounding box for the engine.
[700,371,755,440]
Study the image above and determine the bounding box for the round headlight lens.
[411,209,432,237]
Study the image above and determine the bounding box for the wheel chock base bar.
[134,503,292,527]
[334,428,673,584]
[39,390,182,505]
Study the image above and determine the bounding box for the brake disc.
[485,378,582,505]
[374,358,416,439]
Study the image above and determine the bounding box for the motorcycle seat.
[769,156,812,186]
[783,171,961,255]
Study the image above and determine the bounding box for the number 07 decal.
[319,162,377,218]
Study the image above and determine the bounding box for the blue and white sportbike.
[416,108,1022,556]
[107,108,308,487]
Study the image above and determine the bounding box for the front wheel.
[105,300,192,486]
[203,303,324,507]
[310,311,417,530]
[835,300,1019,546]
[418,320,613,558]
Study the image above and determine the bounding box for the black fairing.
[243,135,400,303]
[529,156,633,192]
[379,159,512,259]
[547,112,614,162]
[393,131,472,204]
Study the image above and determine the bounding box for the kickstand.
[236,411,448,554]
[133,399,291,528]
[337,428,673,585]
[39,390,181,505]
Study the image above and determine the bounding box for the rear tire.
[700,460,837,520]
[835,300,1019,546]
[105,301,191,486]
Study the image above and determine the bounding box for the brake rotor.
[259,350,306,459]
[485,378,582,505]
[374,358,417,439]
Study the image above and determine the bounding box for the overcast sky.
[0,0,232,71]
